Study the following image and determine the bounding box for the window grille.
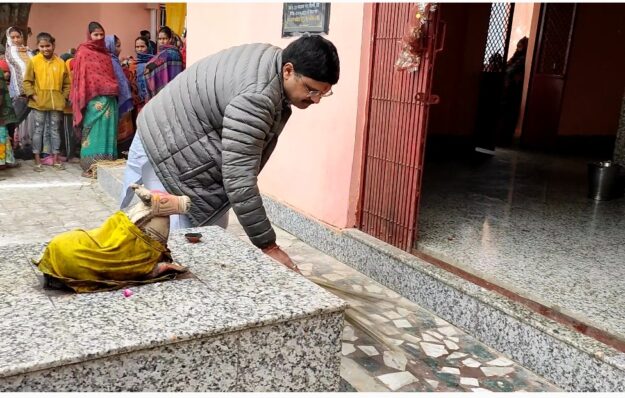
[536,4,575,75]
[482,3,515,72]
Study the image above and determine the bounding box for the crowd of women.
[0,21,185,177]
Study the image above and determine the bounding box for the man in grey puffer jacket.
[120,35,340,272]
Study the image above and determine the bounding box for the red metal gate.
[358,3,441,252]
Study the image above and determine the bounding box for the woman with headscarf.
[5,27,32,100]
[122,37,152,139]
[104,35,134,155]
[5,26,35,158]
[143,26,184,100]
[129,37,152,107]
[70,22,119,177]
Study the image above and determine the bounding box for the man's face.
[282,63,332,110]
[38,40,54,59]
[9,31,23,46]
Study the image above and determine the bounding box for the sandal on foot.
[53,163,66,170]
[81,170,93,178]
[33,164,44,172]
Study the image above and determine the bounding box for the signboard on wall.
[282,3,331,37]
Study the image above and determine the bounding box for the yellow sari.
[35,211,175,293]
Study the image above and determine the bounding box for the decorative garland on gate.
[395,3,437,73]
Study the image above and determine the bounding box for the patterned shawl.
[134,51,152,103]
[4,27,33,98]
[144,44,183,100]
[104,35,133,115]
[70,35,119,127]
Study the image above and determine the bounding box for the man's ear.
[282,62,295,79]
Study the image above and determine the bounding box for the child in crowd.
[23,32,71,171]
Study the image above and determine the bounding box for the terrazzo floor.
[226,214,559,392]
[417,148,625,342]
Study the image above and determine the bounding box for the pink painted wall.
[187,3,366,229]
[348,4,374,228]
[28,3,152,60]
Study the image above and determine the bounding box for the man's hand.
[262,243,301,274]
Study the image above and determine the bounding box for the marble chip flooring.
[417,148,625,343]
[227,214,559,392]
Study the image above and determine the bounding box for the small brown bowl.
[184,232,203,243]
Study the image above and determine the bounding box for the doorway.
[415,2,625,346]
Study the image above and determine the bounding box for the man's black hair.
[282,35,340,85]
[140,30,150,37]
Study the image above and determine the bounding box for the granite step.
[0,228,346,391]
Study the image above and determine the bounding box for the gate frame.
[355,3,442,252]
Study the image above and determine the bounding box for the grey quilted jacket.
[137,43,292,249]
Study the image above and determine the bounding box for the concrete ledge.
[0,227,346,391]
[260,194,625,392]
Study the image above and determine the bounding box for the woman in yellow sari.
[35,185,190,292]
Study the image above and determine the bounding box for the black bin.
[588,161,620,201]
